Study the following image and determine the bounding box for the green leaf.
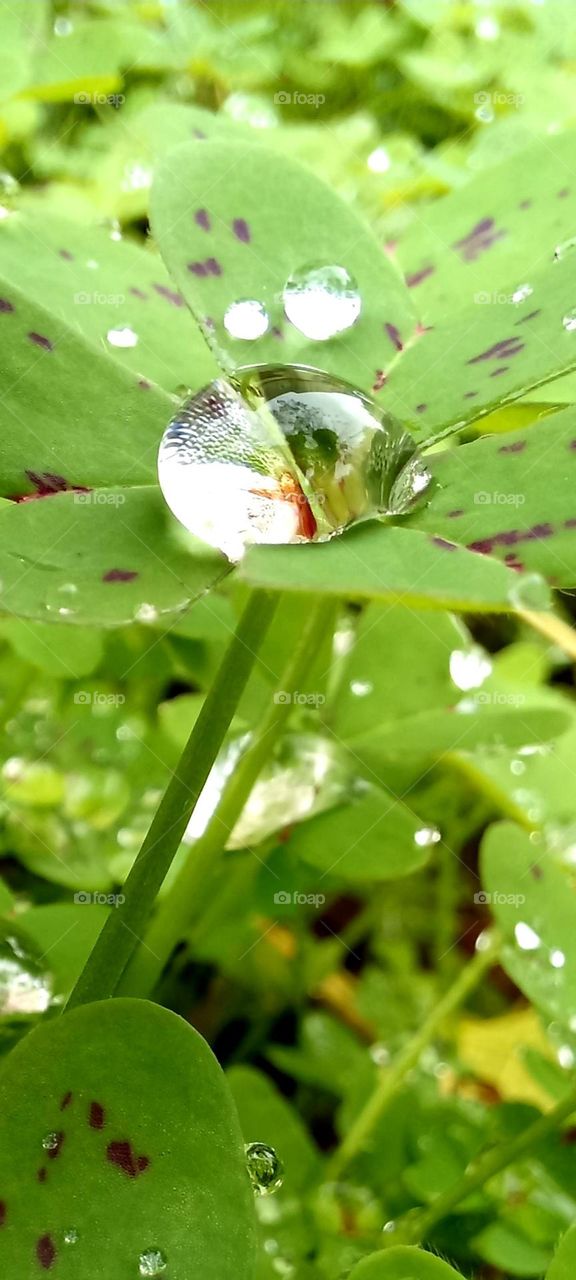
[227,1065,321,1193]
[0,488,223,627]
[150,139,416,397]
[548,1223,576,1279]
[0,619,103,678]
[240,524,524,612]
[481,821,576,1027]
[287,784,432,882]
[0,998,256,1278]
[349,1246,465,1279]
[16,903,109,996]
[407,407,576,586]
[0,209,217,393]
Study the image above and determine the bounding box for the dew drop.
[135,603,159,624]
[245,1142,284,1196]
[138,1248,167,1277]
[64,1228,79,1245]
[511,283,533,304]
[554,237,576,261]
[350,680,373,697]
[54,16,73,35]
[508,572,551,611]
[158,364,430,562]
[369,1042,390,1066]
[224,299,269,340]
[0,171,19,199]
[367,147,391,174]
[283,264,361,340]
[107,326,138,348]
[563,309,576,332]
[515,922,541,950]
[450,647,492,691]
[415,826,441,848]
[42,1132,60,1152]
[551,949,566,968]
[0,932,53,1015]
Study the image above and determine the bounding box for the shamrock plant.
[4,5,576,1277]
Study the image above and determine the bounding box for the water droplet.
[508,572,551,611]
[135,603,159,624]
[224,299,269,340]
[475,103,494,124]
[367,147,391,174]
[514,922,541,951]
[450,647,492,691]
[64,1228,79,1245]
[138,1249,167,1277]
[511,283,533,304]
[476,15,500,38]
[350,680,372,697]
[42,1132,60,1151]
[54,16,73,35]
[0,171,19,199]
[369,1042,390,1066]
[414,826,441,847]
[554,237,576,261]
[158,364,430,561]
[121,164,152,193]
[0,932,53,1015]
[283,264,361,340]
[382,1220,396,1234]
[245,1142,284,1196]
[551,949,566,968]
[107,326,138,349]
[563,309,576,332]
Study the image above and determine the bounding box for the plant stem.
[387,1077,576,1247]
[327,932,500,1181]
[119,597,334,998]
[518,608,576,661]
[66,590,278,1010]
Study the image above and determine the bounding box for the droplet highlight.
[283,263,361,340]
[245,1142,284,1196]
[224,299,269,340]
[138,1248,167,1276]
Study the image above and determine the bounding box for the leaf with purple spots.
[150,140,416,397]
[406,406,576,586]
[0,998,256,1278]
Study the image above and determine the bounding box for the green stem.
[388,1077,576,1247]
[66,590,278,1010]
[327,932,500,1181]
[119,598,334,998]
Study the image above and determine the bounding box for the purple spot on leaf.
[514,309,541,326]
[499,440,526,454]
[565,518,576,529]
[416,403,427,413]
[60,1091,73,1111]
[448,509,464,518]
[103,568,138,583]
[58,249,74,261]
[372,370,386,392]
[206,257,222,276]
[0,298,14,313]
[558,188,570,198]
[138,378,151,390]
[464,390,478,399]
[530,864,544,879]
[47,1132,64,1161]
[28,332,53,352]
[153,282,184,307]
[518,199,532,210]
[384,322,403,352]
[37,1236,56,1270]
[431,536,457,551]
[490,366,509,377]
[232,218,251,243]
[468,338,524,365]
[188,261,208,277]
[107,1140,150,1178]
[37,1168,47,1183]
[89,1101,106,1129]
[195,208,211,231]
[452,217,507,262]
[0,1201,6,1226]
[129,287,147,300]
[406,265,434,288]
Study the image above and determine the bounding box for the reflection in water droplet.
[283,264,361,340]
[450,647,492,691]
[382,1220,396,1234]
[554,237,576,261]
[508,573,551,611]
[551,949,566,968]
[511,283,533,304]
[138,1248,167,1277]
[367,147,391,174]
[558,1045,575,1068]
[158,364,430,561]
[135,603,158,624]
[185,732,351,848]
[414,826,441,848]
[42,1132,60,1151]
[224,299,269,340]
[0,171,19,199]
[514,922,541,951]
[350,680,372,697]
[107,326,138,349]
[245,1142,284,1196]
[64,1229,79,1245]
[54,16,73,35]
[369,1042,390,1066]
[563,309,576,332]
[0,933,53,1015]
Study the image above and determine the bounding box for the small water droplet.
[511,283,533,304]
[508,572,551,611]
[138,1248,167,1277]
[515,921,541,951]
[54,16,73,34]
[107,326,138,348]
[476,15,500,38]
[551,949,566,968]
[559,1045,575,1068]
[350,680,372,697]
[554,237,576,261]
[450,647,492,691]
[245,1142,284,1196]
[415,826,441,848]
[64,1228,79,1246]
[367,147,391,174]
[283,264,361,340]
[563,309,576,332]
[158,364,430,561]
[42,1132,59,1151]
[224,299,269,340]
[135,603,159,623]
[382,1220,396,1234]
[0,171,19,199]
[369,1042,390,1066]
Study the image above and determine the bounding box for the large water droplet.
[138,1249,167,1277]
[562,309,576,332]
[514,921,541,951]
[224,299,269,340]
[158,364,430,561]
[0,931,53,1015]
[283,264,361,340]
[107,326,138,348]
[508,572,551,611]
[245,1142,284,1196]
